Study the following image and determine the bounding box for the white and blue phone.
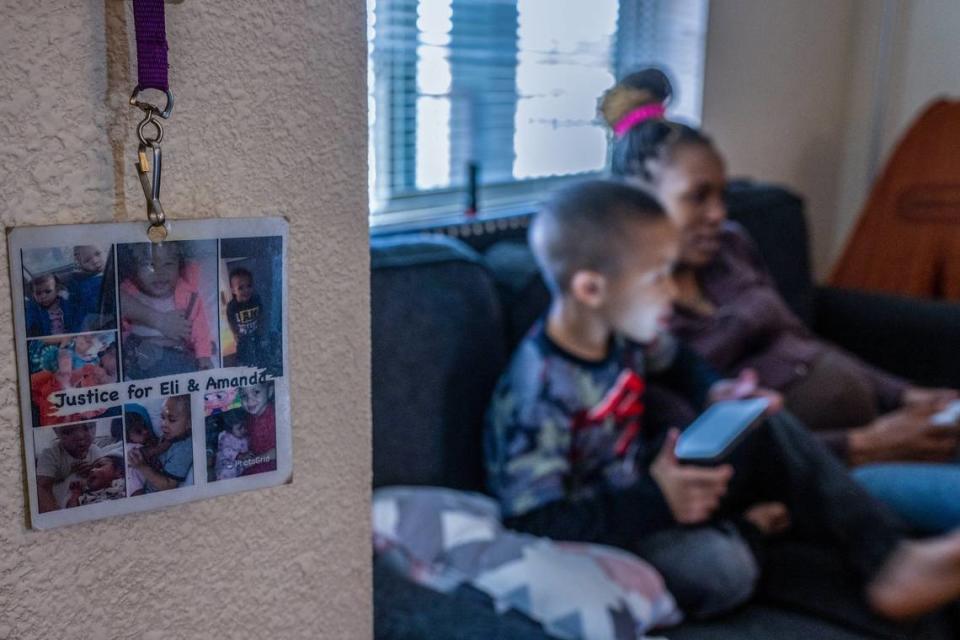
[674,397,771,464]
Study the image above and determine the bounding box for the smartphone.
[931,400,960,427]
[674,397,771,464]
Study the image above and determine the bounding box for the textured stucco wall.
[0,1,371,638]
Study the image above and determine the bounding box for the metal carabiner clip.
[137,142,163,221]
[136,141,168,242]
[130,89,172,241]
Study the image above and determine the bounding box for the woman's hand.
[849,407,960,465]
[902,387,958,411]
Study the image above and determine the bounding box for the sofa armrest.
[812,286,960,388]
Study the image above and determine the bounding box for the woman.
[600,68,960,533]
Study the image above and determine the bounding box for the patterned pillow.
[373,486,682,640]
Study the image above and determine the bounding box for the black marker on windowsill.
[465,162,479,218]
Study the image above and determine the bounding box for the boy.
[25,273,82,337]
[70,245,108,319]
[485,179,960,621]
[226,268,267,368]
[236,383,276,475]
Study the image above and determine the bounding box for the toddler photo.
[204,382,277,481]
[28,332,120,427]
[123,395,195,494]
[219,236,283,376]
[117,240,219,381]
[21,244,116,337]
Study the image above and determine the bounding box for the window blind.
[368,0,710,224]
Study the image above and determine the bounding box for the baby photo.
[116,240,219,381]
[124,395,195,495]
[204,382,277,482]
[219,236,283,376]
[34,418,124,513]
[21,244,116,338]
[28,332,120,427]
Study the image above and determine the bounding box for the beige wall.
[704,0,960,277]
[0,1,371,638]
[701,0,859,277]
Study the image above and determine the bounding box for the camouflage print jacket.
[484,321,719,545]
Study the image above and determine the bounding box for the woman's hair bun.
[600,67,674,129]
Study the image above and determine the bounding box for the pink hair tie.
[613,104,666,138]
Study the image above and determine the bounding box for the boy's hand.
[72,461,94,476]
[708,369,783,415]
[127,447,146,469]
[651,429,733,525]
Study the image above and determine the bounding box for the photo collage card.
[10,218,290,529]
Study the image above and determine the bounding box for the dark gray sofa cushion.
[371,235,506,492]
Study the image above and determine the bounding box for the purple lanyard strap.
[130,0,172,238]
[132,0,169,92]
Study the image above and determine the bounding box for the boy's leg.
[721,410,907,581]
[634,520,759,619]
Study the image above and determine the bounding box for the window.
[368,0,709,225]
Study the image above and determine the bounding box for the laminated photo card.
[9,218,291,529]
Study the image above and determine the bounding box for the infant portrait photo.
[34,418,125,513]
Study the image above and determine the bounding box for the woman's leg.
[854,463,960,535]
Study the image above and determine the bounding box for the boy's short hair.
[31,273,60,291]
[54,422,95,438]
[229,267,253,284]
[73,245,101,257]
[530,179,668,293]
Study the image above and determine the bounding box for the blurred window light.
[368,0,709,224]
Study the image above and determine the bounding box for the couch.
[371,182,960,639]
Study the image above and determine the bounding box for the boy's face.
[134,246,179,298]
[32,278,58,308]
[75,246,106,274]
[240,385,270,417]
[230,274,254,303]
[87,457,119,490]
[651,144,727,267]
[596,220,680,344]
[73,334,99,355]
[160,398,190,439]
[57,424,95,459]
